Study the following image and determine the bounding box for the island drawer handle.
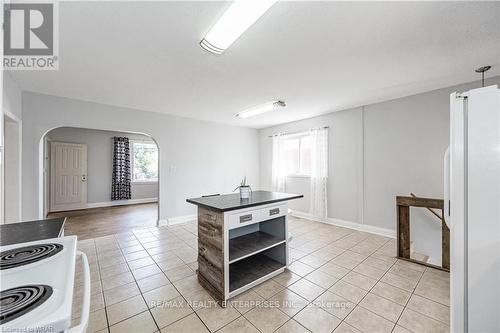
[269,208,280,215]
[240,214,252,223]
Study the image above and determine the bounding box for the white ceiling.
[9,1,500,129]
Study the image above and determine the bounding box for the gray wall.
[3,73,22,120]
[260,76,500,263]
[46,127,158,204]
[21,92,260,222]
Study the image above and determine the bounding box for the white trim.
[84,197,158,209]
[131,180,158,185]
[289,209,395,239]
[166,214,196,226]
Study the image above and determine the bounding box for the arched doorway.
[40,126,160,239]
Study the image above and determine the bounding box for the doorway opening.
[42,127,159,239]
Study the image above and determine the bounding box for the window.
[131,141,158,182]
[284,134,311,175]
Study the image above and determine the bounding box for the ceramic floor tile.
[268,289,309,316]
[273,270,302,287]
[413,280,450,306]
[104,281,141,306]
[288,261,315,277]
[329,281,368,304]
[388,265,423,283]
[173,275,206,297]
[392,325,412,333]
[288,278,325,301]
[160,313,209,333]
[294,305,341,333]
[164,265,195,282]
[363,256,395,271]
[397,308,449,333]
[252,279,285,299]
[69,217,451,333]
[109,310,158,333]
[341,271,377,291]
[244,305,289,333]
[106,295,148,325]
[183,289,218,312]
[406,294,450,324]
[150,296,193,329]
[353,263,386,280]
[394,260,426,273]
[359,293,404,323]
[318,262,350,279]
[101,271,135,291]
[197,303,240,332]
[345,306,394,333]
[217,316,259,333]
[100,263,130,279]
[274,319,310,333]
[380,272,418,292]
[370,282,411,306]
[83,309,107,333]
[299,253,329,268]
[314,290,356,320]
[333,322,362,333]
[229,290,264,315]
[132,264,163,280]
[304,270,339,289]
[137,273,171,293]
[128,256,156,270]
[143,284,181,308]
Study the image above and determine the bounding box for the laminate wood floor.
[48,203,158,240]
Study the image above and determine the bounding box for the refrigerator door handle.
[444,146,450,225]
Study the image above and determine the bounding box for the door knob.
[81,174,87,182]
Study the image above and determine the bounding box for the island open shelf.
[229,216,286,263]
[229,244,287,293]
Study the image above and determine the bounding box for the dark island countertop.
[0,218,66,246]
[186,190,303,212]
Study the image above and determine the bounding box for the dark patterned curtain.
[111,137,131,200]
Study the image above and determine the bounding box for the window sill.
[132,181,159,185]
[286,174,311,179]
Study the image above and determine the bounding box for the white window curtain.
[309,127,328,218]
[271,133,286,192]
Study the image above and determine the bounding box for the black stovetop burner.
[0,285,53,324]
[0,243,63,270]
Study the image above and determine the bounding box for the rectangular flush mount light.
[236,100,286,119]
[200,0,277,54]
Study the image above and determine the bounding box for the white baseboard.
[289,210,395,239]
[86,197,158,209]
[166,214,197,226]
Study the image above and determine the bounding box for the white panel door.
[50,142,87,212]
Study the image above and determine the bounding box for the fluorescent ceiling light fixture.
[236,100,286,118]
[200,0,277,54]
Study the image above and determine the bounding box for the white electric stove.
[0,236,91,333]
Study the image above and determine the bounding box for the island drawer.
[261,204,287,220]
[227,210,264,229]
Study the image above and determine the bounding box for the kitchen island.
[186,191,303,304]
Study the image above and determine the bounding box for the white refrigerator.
[447,85,500,332]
